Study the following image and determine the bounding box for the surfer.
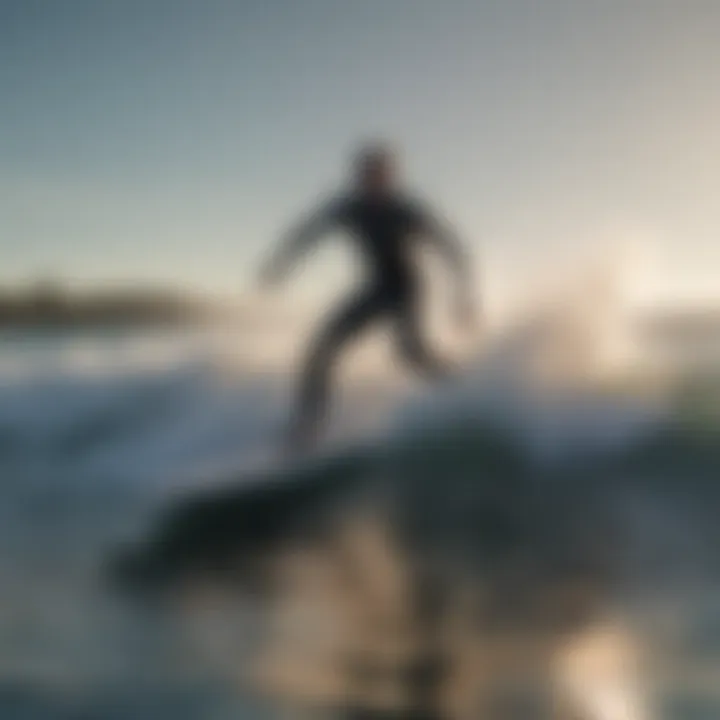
[259,143,478,452]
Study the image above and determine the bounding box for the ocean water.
[0,324,409,719]
[0,314,718,719]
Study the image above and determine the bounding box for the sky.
[1,0,719,306]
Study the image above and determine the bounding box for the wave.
[2,294,719,717]
[99,297,720,720]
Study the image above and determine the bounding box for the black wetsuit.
[270,192,468,449]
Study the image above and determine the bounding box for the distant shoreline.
[0,283,213,330]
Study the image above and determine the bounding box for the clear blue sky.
[1,0,718,303]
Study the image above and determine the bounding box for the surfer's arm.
[260,200,343,285]
[415,204,480,330]
[420,207,475,295]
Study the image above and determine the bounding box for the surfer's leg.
[288,289,386,452]
[394,293,453,382]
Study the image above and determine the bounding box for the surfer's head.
[353,142,397,194]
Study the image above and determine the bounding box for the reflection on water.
[245,513,650,720]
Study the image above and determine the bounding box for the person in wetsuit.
[259,143,478,452]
